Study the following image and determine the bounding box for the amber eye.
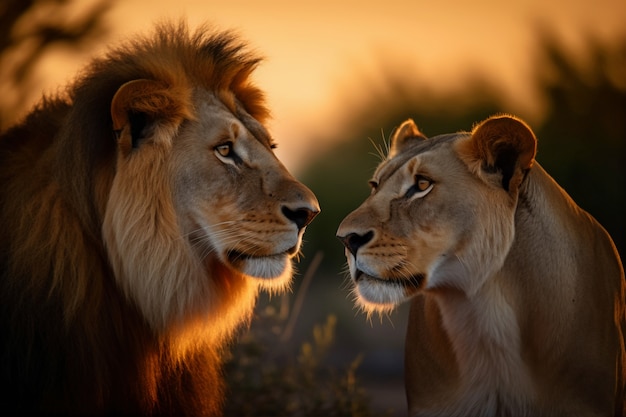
[405,175,433,198]
[416,176,431,191]
[215,142,233,158]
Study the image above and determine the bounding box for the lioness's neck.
[420,165,574,412]
[423,162,614,414]
[432,279,535,413]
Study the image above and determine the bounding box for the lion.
[337,115,625,416]
[0,21,319,416]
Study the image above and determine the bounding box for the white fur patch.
[252,259,294,294]
[239,254,290,279]
[354,277,406,313]
[345,250,415,313]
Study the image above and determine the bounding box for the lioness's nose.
[282,205,319,230]
[337,231,374,256]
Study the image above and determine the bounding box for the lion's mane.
[0,22,271,415]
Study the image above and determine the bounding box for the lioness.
[337,115,625,416]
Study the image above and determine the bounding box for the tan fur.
[337,115,625,416]
[0,21,318,416]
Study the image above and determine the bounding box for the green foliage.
[532,31,626,255]
[224,306,377,417]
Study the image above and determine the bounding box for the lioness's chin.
[353,272,424,311]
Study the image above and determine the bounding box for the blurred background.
[2,0,625,415]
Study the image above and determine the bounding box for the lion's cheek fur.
[102,146,257,351]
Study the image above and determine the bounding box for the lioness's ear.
[389,119,427,158]
[464,114,537,192]
[111,79,192,154]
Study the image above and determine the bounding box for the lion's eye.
[406,175,433,199]
[214,141,243,166]
[215,142,233,158]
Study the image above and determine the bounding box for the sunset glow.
[24,0,626,170]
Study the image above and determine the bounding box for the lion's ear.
[466,114,537,192]
[111,79,191,154]
[389,119,427,158]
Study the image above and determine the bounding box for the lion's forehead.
[235,106,274,149]
[193,89,273,150]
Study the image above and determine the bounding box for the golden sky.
[37,0,626,171]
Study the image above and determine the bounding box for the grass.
[223,253,380,416]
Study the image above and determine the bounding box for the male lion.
[337,115,625,416]
[0,22,319,416]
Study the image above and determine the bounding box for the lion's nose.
[337,231,374,257]
[282,205,319,230]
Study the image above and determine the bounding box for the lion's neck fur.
[101,130,259,353]
[0,99,255,414]
[0,22,281,415]
[0,149,239,414]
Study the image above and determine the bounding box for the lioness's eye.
[405,175,433,198]
[215,142,233,158]
[416,176,431,191]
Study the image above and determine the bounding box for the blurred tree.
[0,0,112,130]
[533,31,626,257]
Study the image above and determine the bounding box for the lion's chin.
[227,252,294,292]
[353,271,424,313]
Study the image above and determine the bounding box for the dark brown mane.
[1,21,268,238]
[67,21,268,233]
[0,21,270,416]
